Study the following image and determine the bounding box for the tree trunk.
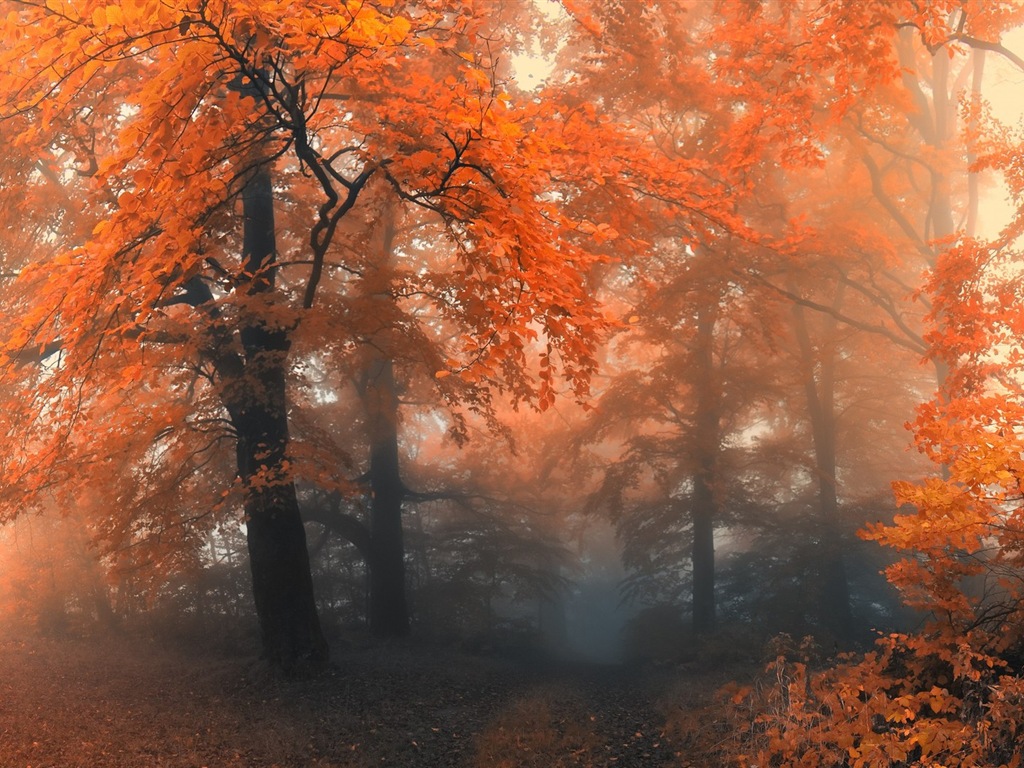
[355,204,411,638]
[691,300,720,634]
[792,296,855,642]
[299,201,412,639]
[233,390,328,667]
[229,165,328,668]
[363,355,411,637]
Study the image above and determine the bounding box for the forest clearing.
[3,0,1024,765]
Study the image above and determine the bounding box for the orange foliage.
[714,2,1024,764]
[0,0,665,608]
[725,634,1024,767]
[0,0,1022,699]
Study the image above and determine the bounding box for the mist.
[2,0,1024,766]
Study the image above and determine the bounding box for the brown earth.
[0,629,736,768]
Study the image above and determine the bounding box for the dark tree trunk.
[354,205,411,638]
[228,166,328,668]
[691,301,720,635]
[233,383,328,667]
[363,355,410,637]
[302,202,411,638]
[792,297,855,642]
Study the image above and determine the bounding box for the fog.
[1,1,1023,764]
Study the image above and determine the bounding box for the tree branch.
[301,492,373,560]
[748,272,929,355]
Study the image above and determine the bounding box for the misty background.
[0,1,1020,671]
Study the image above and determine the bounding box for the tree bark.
[298,201,412,639]
[227,165,328,668]
[355,204,411,638]
[362,355,411,637]
[791,295,855,642]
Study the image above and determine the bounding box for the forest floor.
[0,625,752,768]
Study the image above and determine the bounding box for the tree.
[546,0,786,637]
[0,0,641,667]
[552,0,930,643]
[580,240,785,634]
[730,212,1024,768]
[698,3,1024,764]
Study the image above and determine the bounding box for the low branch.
[5,338,63,367]
[748,272,929,355]
[837,274,926,352]
[952,35,1024,71]
[301,493,373,560]
[860,152,936,262]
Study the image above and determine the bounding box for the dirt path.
[0,632,705,767]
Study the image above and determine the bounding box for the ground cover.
[0,631,729,767]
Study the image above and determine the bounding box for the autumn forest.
[1,0,1024,765]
